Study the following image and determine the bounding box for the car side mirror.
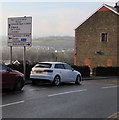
[72,68,74,71]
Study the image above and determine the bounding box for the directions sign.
[8,17,32,47]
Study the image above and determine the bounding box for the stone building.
[74,2,119,69]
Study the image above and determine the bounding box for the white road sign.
[8,17,32,47]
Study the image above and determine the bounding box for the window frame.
[35,63,52,68]
[100,32,108,43]
[64,63,73,70]
[54,64,65,69]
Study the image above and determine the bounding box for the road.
[2,78,119,119]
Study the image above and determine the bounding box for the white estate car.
[30,62,82,86]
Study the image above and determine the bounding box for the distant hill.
[33,36,74,50]
[1,36,74,50]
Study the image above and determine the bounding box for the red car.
[0,64,25,91]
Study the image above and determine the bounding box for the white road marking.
[48,89,87,97]
[105,84,115,86]
[29,88,47,91]
[28,88,47,92]
[101,86,117,89]
[0,101,24,108]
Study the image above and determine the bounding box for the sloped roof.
[75,3,119,30]
[104,4,119,15]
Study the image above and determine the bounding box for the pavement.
[83,76,119,80]
[25,76,119,85]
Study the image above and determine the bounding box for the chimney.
[114,1,119,13]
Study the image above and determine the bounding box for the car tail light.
[44,70,53,73]
[31,68,35,74]
[32,68,35,71]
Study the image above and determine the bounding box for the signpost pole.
[23,46,26,78]
[10,46,12,64]
[8,16,32,79]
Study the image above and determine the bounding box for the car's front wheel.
[53,75,61,86]
[14,78,24,91]
[75,75,81,85]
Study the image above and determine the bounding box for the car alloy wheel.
[75,75,81,85]
[53,75,61,86]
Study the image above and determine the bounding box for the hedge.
[7,63,35,79]
[72,65,90,77]
[93,67,119,76]
[7,63,119,78]
[7,64,91,79]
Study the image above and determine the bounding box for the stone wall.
[75,9,119,69]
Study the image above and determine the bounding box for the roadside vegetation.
[2,47,74,65]
[1,36,119,78]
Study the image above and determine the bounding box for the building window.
[101,33,108,42]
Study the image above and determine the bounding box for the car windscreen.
[0,64,2,71]
[35,63,52,68]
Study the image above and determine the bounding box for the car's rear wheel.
[31,79,37,85]
[53,75,61,86]
[14,78,24,91]
[75,75,81,85]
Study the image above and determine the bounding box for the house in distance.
[74,2,119,69]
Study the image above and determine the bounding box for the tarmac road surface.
[2,78,119,119]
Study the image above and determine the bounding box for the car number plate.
[36,71,43,74]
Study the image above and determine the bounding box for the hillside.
[1,36,74,50]
[33,36,74,50]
